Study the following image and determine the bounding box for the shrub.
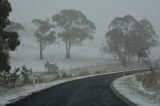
[78,70,90,76]
[9,68,20,88]
[0,71,9,87]
[44,61,59,74]
[21,65,32,84]
[136,71,160,91]
[0,68,20,88]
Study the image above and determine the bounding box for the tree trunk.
[122,57,127,67]
[40,38,43,60]
[118,52,127,67]
[66,49,70,59]
[40,46,43,60]
[137,55,141,63]
[127,53,132,65]
[65,41,71,59]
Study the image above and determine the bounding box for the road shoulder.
[112,74,160,106]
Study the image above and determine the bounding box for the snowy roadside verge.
[0,68,146,106]
[0,75,96,106]
[0,71,121,106]
[0,75,95,106]
[113,74,160,106]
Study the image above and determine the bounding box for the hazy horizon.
[9,0,160,58]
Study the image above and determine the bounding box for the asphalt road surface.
[7,69,147,106]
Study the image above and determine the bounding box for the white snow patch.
[113,74,160,106]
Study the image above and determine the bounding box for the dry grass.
[136,71,160,91]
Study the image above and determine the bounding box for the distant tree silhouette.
[105,15,158,66]
[52,9,96,59]
[32,19,56,60]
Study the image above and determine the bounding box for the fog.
[9,0,160,46]
[1,1,160,105]
[8,0,160,70]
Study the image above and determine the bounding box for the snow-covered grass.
[9,25,112,72]
[113,74,160,106]
[9,23,148,73]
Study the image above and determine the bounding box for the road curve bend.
[6,69,147,106]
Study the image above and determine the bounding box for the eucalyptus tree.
[52,9,96,59]
[105,15,158,66]
[32,19,56,60]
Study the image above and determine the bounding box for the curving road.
[6,69,147,106]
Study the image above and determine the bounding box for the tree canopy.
[0,0,20,72]
[32,19,56,59]
[52,9,96,59]
[105,15,158,66]
[0,0,12,30]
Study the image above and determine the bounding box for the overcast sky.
[9,0,160,46]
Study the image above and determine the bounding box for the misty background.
[8,0,160,70]
[1,1,160,105]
